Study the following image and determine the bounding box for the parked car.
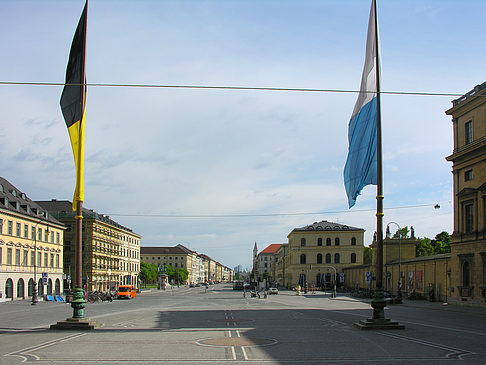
[268,287,278,295]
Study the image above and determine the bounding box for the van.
[117,285,137,299]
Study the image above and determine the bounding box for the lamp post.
[32,222,49,305]
[322,265,337,298]
[386,221,402,304]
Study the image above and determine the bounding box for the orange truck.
[117,285,137,299]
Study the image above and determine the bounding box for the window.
[465,170,473,182]
[326,253,331,264]
[23,250,28,266]
[37,228,42,241]
[317,238,322,246]
[50,231,54,243]
[301,238,306,247]
[56,254,60,268]
[37,252,41,267]
[31,251,35,266]
[462,261,470,287]
[44,253,48,267]
[464,202,474,233]
[15,249,21,265]
[300,254,306,265]
[335,238,340,246]
[24,224,28,238]
[351,237,357,246]
[7,248,13,265]
[16,222,21,236]
[351,253,357,263]
[31,226,35,239]
[465,120,473,145]
[317,253,323,264]
[326,238,331,246]
[8,220,13,235]
[334,253,340,263]
[56,232,60,244]
[0,219,2,233]
[50,254,54,267]
[44,229,48,242]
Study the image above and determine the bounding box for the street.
[1,284,485,364]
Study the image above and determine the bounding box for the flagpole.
[354,0,403,330]
[72,0,88,320]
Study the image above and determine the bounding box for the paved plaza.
[1,284,485,364]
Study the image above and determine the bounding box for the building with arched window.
[446,81,486,306]
[277,220,364,289]
[0,177,65,302]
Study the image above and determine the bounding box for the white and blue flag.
[344,0,379,208]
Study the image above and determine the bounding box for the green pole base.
[71,287,86,319]
[371,288,386,321]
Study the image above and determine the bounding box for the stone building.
[282,220,365,289]
[446,81,486,305]
[254,244,282,285]
[38,200,141,291]
[0,177,65,301]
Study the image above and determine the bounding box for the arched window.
[326,238,331,246]
[335,238,340,246]
[55,279,61,295]
[462,261,470,287]
[47,278,53,295]
[301,238,306,247]
[334,253,340,263]
[326,253,331,264]
[351,237,356,245]
[351,253,357,263]
[317,253,323,264]
[317,238,322,246]
[38,279,44,296]
[300,254,306,265]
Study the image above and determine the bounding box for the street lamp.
[32,222,49,305]
[386,221,402,304]
[321,265,337,298]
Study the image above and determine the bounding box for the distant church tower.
[252,242,258,276]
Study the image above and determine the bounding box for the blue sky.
[1,0,485,269]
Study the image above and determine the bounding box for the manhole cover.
[198,337,277,347]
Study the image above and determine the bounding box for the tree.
[416,237,434,257]
[139,262,158,285]
[431,231,451,254]
[363,247,372,265]
[393,226,410,239]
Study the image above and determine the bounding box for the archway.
[5,278,13,299]
[47,278,53,295]
[17,278,25,299]
[28,278,35,297]
[55,279,61,295]
[38,278,44,296]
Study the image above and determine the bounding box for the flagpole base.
[70,287,86,319]
[354,289,405,330]
[50,318,102,331]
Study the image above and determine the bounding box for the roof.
[0,177,62,226]
[448,80,486,110]
[141,246,191,255]
[260,244,282,254]
[292,220,363,232]
[36,199,139,235]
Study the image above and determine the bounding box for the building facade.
[446,81,486,305]
[283,220,365,289]
[38,200,141,291]
[254,244,282,285]
[0,178,65,301]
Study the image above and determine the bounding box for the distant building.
[37,200,141,291]
[254,244,282,285]
[283,220,365,289]
[0,177,65,301]
[446,81,486,305]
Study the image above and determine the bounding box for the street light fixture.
[386,221,402,304]
[32,222,49,305]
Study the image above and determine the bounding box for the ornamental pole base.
[70,287,86,319]
[50,318,102,331]
[354,288,405,330]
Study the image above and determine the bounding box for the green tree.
[363,247,372,265]
[416,237,434,257]
[139,262,158,285]
[431,231,451,254]
[393,226,410,239]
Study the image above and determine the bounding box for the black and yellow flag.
[60,2,87,211]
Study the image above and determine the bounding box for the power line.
[105,202,447,219]
[0,80,466,97]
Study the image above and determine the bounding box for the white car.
[268,287,278,295]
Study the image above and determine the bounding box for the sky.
[1,0,485,270]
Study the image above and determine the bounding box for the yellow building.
[283,220,365,289]
[446,81,486,306]
[38,200,141,291]
[141,245,199,284]
[0,178,65,301]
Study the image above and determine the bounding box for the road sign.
[340,273,345,282]
[42,272,48,284]
[365,271,372,283]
